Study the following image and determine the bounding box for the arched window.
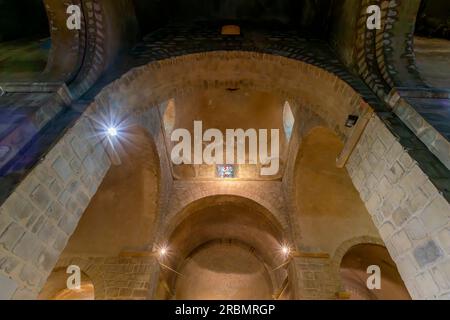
[163,98,176,135]
[283,101,295,142]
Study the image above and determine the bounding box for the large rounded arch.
[91,51,371,142]
[155,194,289,300]
[291,126,381,255]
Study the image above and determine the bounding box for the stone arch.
[331,236,384,271]
[2,47,448,299]
[92,51,371,142]
[342,0,425,94]
[330,236,384,299]
[0,50,382,299]
[162,194,286,241]
[156,194,288,299]
[164,186,288,236]
[331,237,411,300]
[173,239,276,300]
[39,257,106,300]
[290,125,382,253]
[56,124,162,257]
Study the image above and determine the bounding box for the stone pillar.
[347,115,450,299]
[288,254,337,300]
[146,256,161,300]
[0,114,111,299]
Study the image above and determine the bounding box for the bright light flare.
[155,244,170,259]
[159,247,167,257]
[279,243,292,259]
[107,126,118,137]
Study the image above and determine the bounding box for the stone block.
[392,207,411,227]
[3,193,36,225]
[20,264,41,287]
[13,233,42,262]
[431,260,450,291]
[119,288,133,297]
[37,249,59,273]
[0,223,25,250]
[398,152,415,171]
[0,213,10,235]
[377,123,396,149]
[385,162,405,184]
[0,254,20,274]
[106,287,119,298]
[405,189,428,215]
[437,227,450,255]
[31,216,46,234]
[49,180,62,197]
[53,232,68,252]
[413,240,443,268]
[391,231,412,254]
[377,176,393,198]
[371,138,387,159]
[416,271,440,299]
[52,157,72,183]
[396,254,418,279]
[0,274,18,300]
[400,165,428,195]
[420,196,450,232]
[385,142,404,167]
[37,221,58,245]
[71,136,90,161]
[11,287,36,300]
[58,214,78,235]
[405,218,427,241]
[46,202,65,222]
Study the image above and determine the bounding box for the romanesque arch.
[155,194,288,300]
[1,49,448,300]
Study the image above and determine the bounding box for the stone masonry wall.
[53,255,157,300]
[347,114,450,299]
[0,114,111,299]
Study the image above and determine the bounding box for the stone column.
[347,115,450,299]
[288,254,337,300]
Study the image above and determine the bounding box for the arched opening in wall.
[414,0,450,89]
[42,125,161,262]
[162,98,176,135]
[339,244,411,300]
[294,126,380,254]
[38,268,95,300]
[0,1,51,81]
[283,101,295,142]
[60,125,161,257]
[156,196,289,300]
